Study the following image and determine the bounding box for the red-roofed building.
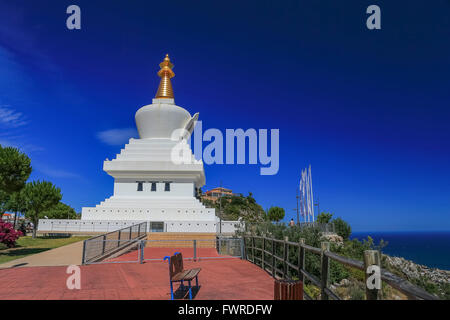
[201,187,234,203]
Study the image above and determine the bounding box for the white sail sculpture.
[299,165,314,223]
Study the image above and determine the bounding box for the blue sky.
[0,0,449,231]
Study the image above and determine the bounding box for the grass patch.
[0,236,90,265]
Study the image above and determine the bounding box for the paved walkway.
[0,258,274,300]
[0,241,83,269]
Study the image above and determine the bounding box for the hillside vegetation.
[201,192,266,222]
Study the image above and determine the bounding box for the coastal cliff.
[382,254,450,299]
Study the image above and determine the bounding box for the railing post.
[102,234,106,255]
[193,240,197,261]
[298,238,305,283]
[139,240,144,264]
[118,230,121,248]
[283,236,288,278]
[262,237,265,271]
[129,226,132,240]
[272,238,275,277]
[240,237,245,260]
[364,250,382,300]
[320,242,330,300]
[81,239,87,265]
[218,237,222,255]
[251,236,255,263]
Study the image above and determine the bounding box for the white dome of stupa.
[135,54,197,140]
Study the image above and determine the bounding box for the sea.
[350,231,450,270]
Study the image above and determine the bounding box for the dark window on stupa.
[164,182,171,192]
[151,182,157,192]
[137,181,144,191]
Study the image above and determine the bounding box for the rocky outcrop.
[383,255,450,285]
[321,233,344,245]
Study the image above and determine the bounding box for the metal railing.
[139,237,244,262]
[299,222,335,234]
[242,221,335,235]
[244,235,439,300]
[82,222,147,264]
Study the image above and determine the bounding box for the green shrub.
[348,283,365,300]
[317,212,333,224]
[304,284,321,299]
[267,206,285,222]
[333,217,351,240]
[329,260,350,284]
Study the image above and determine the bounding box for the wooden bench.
[164,252,201,300]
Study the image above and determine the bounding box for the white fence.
[217,220,245,234]
[38,219,244,234]
[38,219,146,233]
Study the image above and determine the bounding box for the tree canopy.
[41,202,77,220]
[267,206,285,222]
[317,212,333,224]
[0,190,9,217]
[6,190,27,214]
[5,189,27,228]
[333,217,352,240]
[0,145,32,194]
[22,180,62,238]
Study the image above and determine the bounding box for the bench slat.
[172,268,201,281]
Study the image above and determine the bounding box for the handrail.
[302,243,322,255]
[380,269,438,300]
[301,269,321,287]
[82,221,147,264]
[325,251,365,270]
[243,235,440,300]
[324,287,341,300]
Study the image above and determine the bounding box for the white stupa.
[81,54,217,232]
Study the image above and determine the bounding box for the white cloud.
[36,166,80,179]
[0,106,27,128]
[0,125,43,153]
[0,138,43,153]
[97,128,138,146]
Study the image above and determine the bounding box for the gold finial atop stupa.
[155,54,175,99]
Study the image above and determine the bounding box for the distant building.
[1,213,13,222]
[202,187,235,203]
[1,213,26,223]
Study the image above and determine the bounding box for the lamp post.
[295,188,300,225]
[314,197,320,223]
[219,181,223,234]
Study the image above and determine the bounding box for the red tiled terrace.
[0,247,274,300]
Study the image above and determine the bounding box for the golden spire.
[155,54,175,99]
